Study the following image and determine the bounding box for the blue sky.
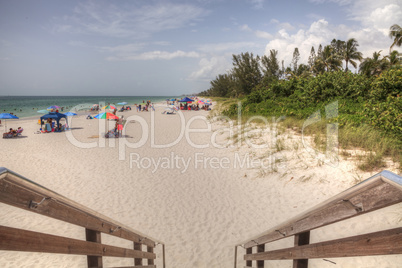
[0,0,401,96]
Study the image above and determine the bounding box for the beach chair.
[14,128,23,137]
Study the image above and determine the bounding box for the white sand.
[0,103,401,268]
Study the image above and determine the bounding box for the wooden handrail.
[234,170,402,268]
[0,167,166,267]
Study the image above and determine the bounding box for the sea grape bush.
[222,68,401,138]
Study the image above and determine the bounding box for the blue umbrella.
[0,113,19,132]
[64,112,77,116]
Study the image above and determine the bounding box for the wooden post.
[293,231,310,268]
[147,246,154,265]
[85,229,102,268]
[257,244,265,268]
[246,247,252,267]
[234,246,238,268]
[162,244,166,268]
[134,242,142,266]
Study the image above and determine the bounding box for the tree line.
[199,24,401,98]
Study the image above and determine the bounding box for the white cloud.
[54,2,209,39]
[270,19,295,31]
[107,50,201,61]
[247,0,265,9]
[264,0,402,68]
[197,42,260,53]
[309,0,352,5]
[265,19,337,67]
[100,43,145,53]
[188,56,232,81]
[344,0,401,55]
[255,30,273,39]
[240,24,252,32]
[239,24,273,40]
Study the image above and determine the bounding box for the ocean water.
[0,96,180,118]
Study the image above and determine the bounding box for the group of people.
[3,127,23,138]
[135,101,155,112]
[105,115,124,138]
[179,103,210,111]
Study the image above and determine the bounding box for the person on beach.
[3,128,14,138]
[117,116,124,137]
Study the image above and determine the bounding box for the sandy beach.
[0,102,401,268]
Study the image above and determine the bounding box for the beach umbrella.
[37,109,49,114]
[0,113,19,132]
[94,112,119,136]
[47,105,61,110]
[102,105,117,110]
[64,112,77,116]
[94,112,119,120]
[117,102,127,105]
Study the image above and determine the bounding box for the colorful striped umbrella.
[94,112,119,119]
[102,105,116,110]
[47,105,61,110]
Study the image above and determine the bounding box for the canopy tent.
[178,97,194,102]
[40,112,67,129]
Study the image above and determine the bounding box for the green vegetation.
[201,25,402,171]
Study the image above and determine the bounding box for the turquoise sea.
[0,96,180,118]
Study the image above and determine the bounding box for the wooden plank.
[246,247,252,267]
[245,227,402,261]
[0,178,156,247]
[86,229,102,268]
[293,231,310,268]
[147,246,154,265]
[244,180,402,248]
[0,225,156,259]
[134,242,143,266]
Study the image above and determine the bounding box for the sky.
[0,0,401,96]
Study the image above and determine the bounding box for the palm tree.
[387,50,402,67]
[389,24,402,54]
[343,38,363,72]
[318,45,342,72]
[359,51,389,76]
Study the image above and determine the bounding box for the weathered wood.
[0,176,155,247]
[244,179,402,248]
[293,231,310,268]
[0,225,156,259]
[234,245,238,268]
[245,227,402,261]
[86,229,102,268]
[134,242,143,266]
[246,247,252,267]
[162,243,166,268]
[257,244,265,268]
[147,246,154,265]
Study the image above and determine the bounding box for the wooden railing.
[234,170,402,268]
[0,167,165,268]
